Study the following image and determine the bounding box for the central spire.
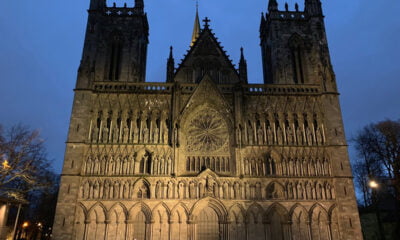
[191,1,201,47]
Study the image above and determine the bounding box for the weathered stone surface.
[53,1,363,239]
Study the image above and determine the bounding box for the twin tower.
[53,1,363,240]
[77,0,335,91]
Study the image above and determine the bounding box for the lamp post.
[369,180,386,240]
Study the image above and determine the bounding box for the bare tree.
[0,124,54,199]
[353,119,400,238]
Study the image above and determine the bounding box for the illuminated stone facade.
[53,0,363,239]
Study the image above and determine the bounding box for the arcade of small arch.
[73,200,340,240]
[79,178,335,202]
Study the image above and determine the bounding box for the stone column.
[104,220,111,240]
[307,221,312,240]
[146,220,154,240]
[168,220,174,240]
[245,222,249,240]
[83,220,90,240]
[327,221,333,240]
[221,221,230,240]
[187,220,196,240]
[262,222,269,240]
[284,221,293,240]
[125,220,133,240]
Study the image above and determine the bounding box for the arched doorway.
[132,211,146,240]
[197,207,220,240]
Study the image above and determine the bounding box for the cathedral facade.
[53,0,363,239]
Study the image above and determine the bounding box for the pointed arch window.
[108,33,123,81]
[289,34,306,84]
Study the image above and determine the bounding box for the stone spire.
[166,46,175,83]
[268,0,278,12]
[191,1,201,47]
[239,47,248,84]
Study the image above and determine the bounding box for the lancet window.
[186,156,231,173]
[108,33,123,81]
[289,34,306,84]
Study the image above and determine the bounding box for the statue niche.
[137,150,152,174]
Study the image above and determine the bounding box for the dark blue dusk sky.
[0,0,399,173]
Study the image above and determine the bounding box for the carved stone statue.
[92,127,99,143]
[155,182,162,199]
[178,182,184,199]
[257,127,264,145]
[296,128,303,145]
[102,127,109,143]
[267,126,273,144]
[167,157,172,174]
[316,127,323,145]
[112,126,119,143]
[277,126,283,145]
[206,175,215,196]
[133,127,139,143]
[248,127,254,145]
[306,127,313,146]
[287,126,294,145]
[189,182,196,198]
[167,181,174,199]
[123,126,129,143]
[143,127,149,143]
[153,127,159,144]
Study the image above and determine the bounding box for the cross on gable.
[203,17,211,28]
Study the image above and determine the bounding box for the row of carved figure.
[89,110,170,144]
[83,152,173,176]
[242,156,331,177]
[239,113,325,146]
[79,178,335,201]
[186,156,231,173]
[71,201,341,240]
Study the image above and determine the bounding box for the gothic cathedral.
[53,0,363,239]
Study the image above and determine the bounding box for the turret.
[268,0,278,12]
[167,46,175,83]
[135,0,144,13]
[305,0,323,16]
[89,0,106,10]
[239,48,248,84]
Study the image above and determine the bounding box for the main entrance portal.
[197,207,220,240]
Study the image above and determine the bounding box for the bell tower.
[77,0,149,88]
[260,0,336,92]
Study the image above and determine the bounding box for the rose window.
[186,109,228,152]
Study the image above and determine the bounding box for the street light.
[1,159,10,170]
[369,180,379,189]
[369,179,385,240]
[22,222,29,228]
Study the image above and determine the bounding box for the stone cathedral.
[53,0,363,239]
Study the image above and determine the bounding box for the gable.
[178,75,233,124]
[174,27,240,84]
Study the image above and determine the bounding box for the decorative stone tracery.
[185,108,229,153]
